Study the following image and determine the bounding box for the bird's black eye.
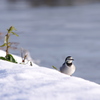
[70,59,74,61]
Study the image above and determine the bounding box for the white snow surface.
[0,50,100,100]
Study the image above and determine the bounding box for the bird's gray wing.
[60,63,65,72]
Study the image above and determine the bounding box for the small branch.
[5,34,9,56]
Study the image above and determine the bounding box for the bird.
[60,56,76,76]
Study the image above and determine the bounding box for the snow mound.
[0,50,100,100]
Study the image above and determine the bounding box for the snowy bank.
[0,50,100,100]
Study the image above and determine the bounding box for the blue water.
[0,0,100,84]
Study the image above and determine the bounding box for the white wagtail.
[60,56,76,75]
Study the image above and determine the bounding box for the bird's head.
[65,56,74,64]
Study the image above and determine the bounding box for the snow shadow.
[0,70,8,78]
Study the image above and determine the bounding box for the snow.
[0,50,100,100]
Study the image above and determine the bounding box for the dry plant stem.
[5,34,9,56]
[22,55,27,63]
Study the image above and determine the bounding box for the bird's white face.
[66,59,73,63]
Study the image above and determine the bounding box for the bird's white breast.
[60,64,76,75]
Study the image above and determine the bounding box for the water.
[0,0,100,84]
